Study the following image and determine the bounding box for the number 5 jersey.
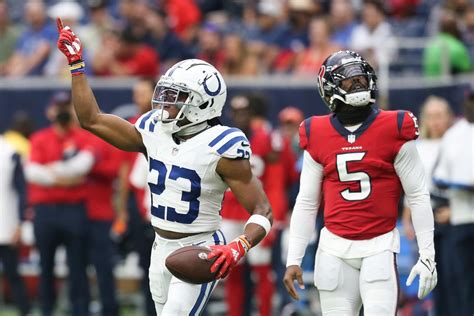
[135,110,251,233]
[299,108,419,240]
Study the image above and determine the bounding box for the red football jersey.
[85,134,123,221]
[263,131,297,223]
[299,109,419,240]
[221,126,273,221]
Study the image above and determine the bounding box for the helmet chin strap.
[152,106,210,136]
[331,90,372,108]
[174,121,210,136]
[344,91,372,106]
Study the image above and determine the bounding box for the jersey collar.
[330,107,380,140]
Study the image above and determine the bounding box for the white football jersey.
[135,110,252,233]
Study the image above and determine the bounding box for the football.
[165,245,218,284]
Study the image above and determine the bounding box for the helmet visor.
[152,86,189,109]
[332,62,367,81]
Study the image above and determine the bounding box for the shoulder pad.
[397,111,419,141]
[208,127,252,159]
[135,110,159,134]
[299,117,313,150]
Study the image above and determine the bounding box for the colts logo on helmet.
[202,72,222,96]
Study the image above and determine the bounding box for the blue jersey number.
[148,158,201,224]
[237,148,250,159]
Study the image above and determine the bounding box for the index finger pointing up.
[56,17,64,32]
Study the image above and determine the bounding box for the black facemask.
[335,103,373,125]
[55,111,72,126]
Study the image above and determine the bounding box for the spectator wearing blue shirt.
[274,0,316,51]
[5,0,55,76]
[246,1,285,46]
[144,8,193,73]
[329,0,357,49]
[241,1,286,74]
[270,0,316,73]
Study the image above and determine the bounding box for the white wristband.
[244,214,272,236]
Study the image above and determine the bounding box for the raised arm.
[56,17,144,153]
[207,157,273,279]
[71,75,144,152]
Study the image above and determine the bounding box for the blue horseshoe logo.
[203,72,222,96]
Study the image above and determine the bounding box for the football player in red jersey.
[220,94,278,316]
[283,51,437,315]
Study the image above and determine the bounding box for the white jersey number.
[336,152,372,201]
[148,158,201,224]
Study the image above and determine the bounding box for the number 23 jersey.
[135,111,251,233]
[300,108,419,240]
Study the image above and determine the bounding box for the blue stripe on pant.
[188,231,223,316]
[190,283,209,315]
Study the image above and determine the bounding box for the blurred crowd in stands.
[1,1,474,316]
[0,0,473,78]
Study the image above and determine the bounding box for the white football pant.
[149,230,226,315]
[314,249,399,316]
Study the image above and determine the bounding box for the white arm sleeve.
[395,140,435,260]
[24,163,56,186]
[49,151,95,177]
[286,151,323,267]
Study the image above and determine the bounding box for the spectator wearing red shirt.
[84,134,125,316]
[163,0,201,42]
[24,92,93,316]
[92,27,159,77]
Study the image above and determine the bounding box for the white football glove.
[406,257,437,299]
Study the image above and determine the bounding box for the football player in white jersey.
[56,18,273,315]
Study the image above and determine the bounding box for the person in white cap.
[44,0,85,77]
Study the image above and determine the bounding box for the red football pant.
[225,264,274,316]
